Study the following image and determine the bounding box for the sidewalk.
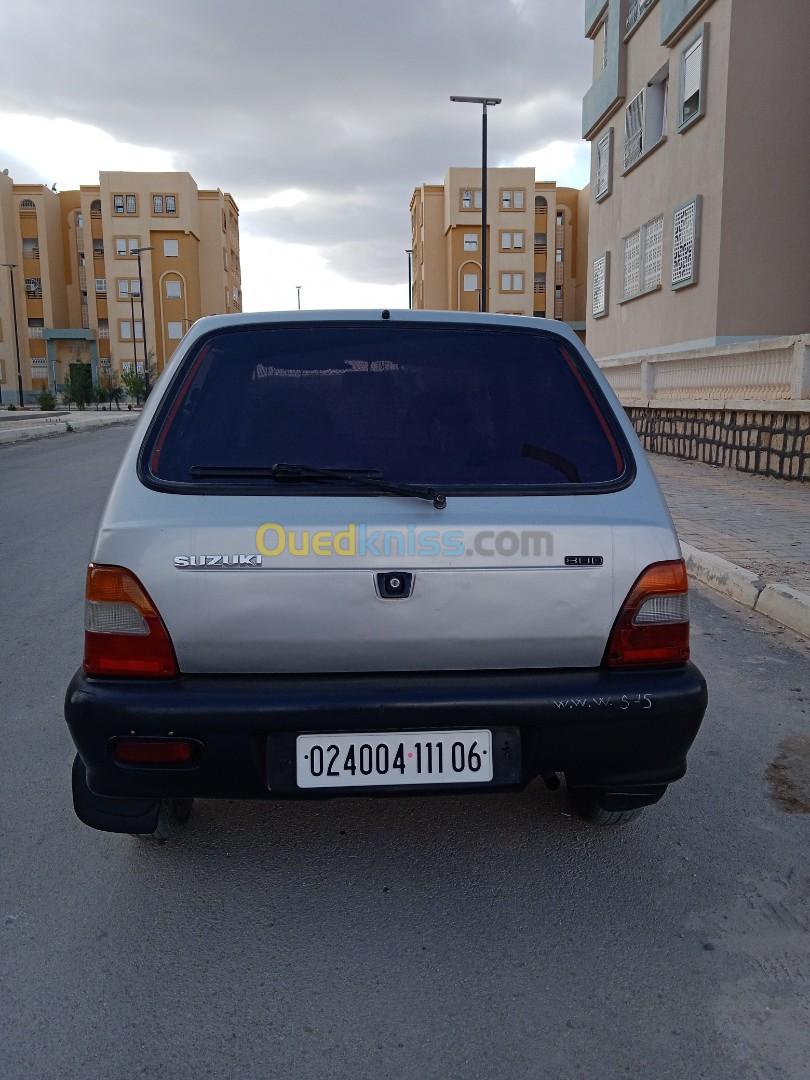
[0,409,138,446]
[649,453,810,636]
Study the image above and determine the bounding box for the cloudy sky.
[0,0,590,311]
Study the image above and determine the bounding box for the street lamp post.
[450,95,502,313]
[131,247,153,392]
[405,249,413,309]
[1,262,25,406]
[129,293,138,372]
[296,285,302,310]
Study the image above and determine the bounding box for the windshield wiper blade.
[190,463,448,509]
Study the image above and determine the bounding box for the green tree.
[121,365,147,406]
[65,363,93,410]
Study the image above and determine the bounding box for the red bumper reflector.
[113,739,194,765]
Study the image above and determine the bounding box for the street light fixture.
[450,95,502,313]
[296,285,302,311]
[131,246,153,392]
[1,262,25,406]
[405,249,413,310]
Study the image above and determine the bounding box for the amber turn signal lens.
[604,559,690,667]
[84,564,178,678]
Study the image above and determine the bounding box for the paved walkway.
[650,453,810,594]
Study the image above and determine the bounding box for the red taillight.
[113,739,193,764]
[84,564,178,678]
[604,559,690,667]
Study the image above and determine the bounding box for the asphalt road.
[1,427,809,1080]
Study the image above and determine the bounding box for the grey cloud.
[0,0,590,284]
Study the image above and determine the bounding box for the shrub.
[38,390,56,411]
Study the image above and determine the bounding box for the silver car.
[66,311,707,837]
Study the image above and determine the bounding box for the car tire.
[138,798,195,844]
[567,786,644,826]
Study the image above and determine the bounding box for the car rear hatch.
[96,317,680,675]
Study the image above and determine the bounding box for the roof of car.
[180,309,588,353]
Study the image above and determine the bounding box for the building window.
[126,195,137,214]
[500,272,524,293]
[623,90,645,170]
[500,190,525,210]
[92,239,104,258]
[165,279,182,299]
[679,26,708,131]
[25,278,43,297]
[672,196,702,289]
[115,237,140,257]
[622,214,664,300]
[595,128,613,200]
[152,193,178,215]
[28,318,45,338]
[167,321,183,340]
[592,253,609,318]
[462,272,479,292]
[98,319,110,340]
[463,233,478,251]
[460,189,482,210]
[119,319,143,341]
[624,69,668,172]
[500,231,524,251]
[116,278,140,299]
[163,239,179,257]
[533,272,546,295]
[95,278,107,295]
[19,197,36,212]
[90,199,102,218]
[556,249,563,264]
[597,16,608,71]
[642,215,664,289]
[534,232,547,253]
[22,237,40,259]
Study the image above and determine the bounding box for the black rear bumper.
[65,663,707,801]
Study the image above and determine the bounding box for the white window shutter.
[683,39,702,102]
[642,215,664,289]
[624,90,645,169]
[596,130,611,198]
[623,230,641,298]
[672,197,700,286]
[592,254,608,317]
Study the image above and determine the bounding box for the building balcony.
[533,282,546,295]
[626,0,656,36]
[660,0,706,43]
[582,0,625,139]
[554,298,564,319]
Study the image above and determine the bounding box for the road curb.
[681,540,810,639]
[0,415,137,446]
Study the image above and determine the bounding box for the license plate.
[296,730,493,789]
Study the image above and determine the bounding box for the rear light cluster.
[605,560,690,667]
[84,564,178,677]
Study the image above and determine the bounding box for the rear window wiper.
[190,463,448,509]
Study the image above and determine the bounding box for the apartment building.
[0,170,241,401]
[582,0,810,359]
[409,168,588,338]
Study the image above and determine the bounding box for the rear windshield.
[143,322,629,492]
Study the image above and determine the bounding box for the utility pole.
[132,247,153,392]
[296,285,302,310]
[1,262,24,406]
[450,96,502,313]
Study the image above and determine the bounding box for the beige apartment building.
[410,168,588,337]
[0,170,240,401]
[582,0,810,360]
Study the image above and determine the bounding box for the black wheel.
[139,798,195,843]
[567,786,645,826]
